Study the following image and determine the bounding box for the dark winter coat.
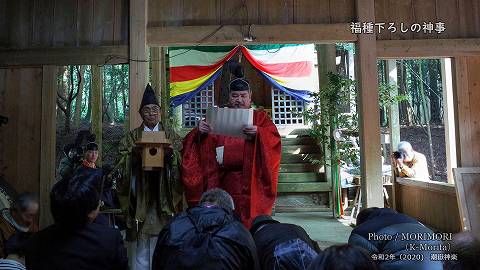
[74,166,121,227]
[25,222,128,270]
[252,222,320,270]
[348,208,443,270]
[152,205,260,270]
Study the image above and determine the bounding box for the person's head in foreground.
[308,245,378,270]
[11,192,39,230]
[199,188,235,212]
[355,207,380,226]
[51,172,103,229]
[397,141,415,162]
[139,84,161,129]
[251,214,320,270]
[443,232,480,270]
[250,214,280,234]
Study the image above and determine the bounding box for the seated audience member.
[443,232,480,270]
[152,188,260,270]
[25,173,128,270]
[250,215,320,270]
[75,139,121,227]
[391,141,429,179]
[349,207,442,270]
[308,244,378,270]
[0,193,38,258]
[0,232,31,269]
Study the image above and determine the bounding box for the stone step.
[281,153,322,164]
[279,163,320,173]
[274,205,332,213]
[277,182,331,193]
[278,172,325,183]
[281,137,317,146]
[281,144,321,154]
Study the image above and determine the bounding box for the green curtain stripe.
[168,46,236,53]
[244,44,305,50]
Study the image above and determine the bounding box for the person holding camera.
[57,144,83,182]
[392,141,430,180]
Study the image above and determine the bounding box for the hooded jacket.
[348,208,443,270]
[152,205,260,270]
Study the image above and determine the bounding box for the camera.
[393,151,405,159]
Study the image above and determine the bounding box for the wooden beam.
[91,65,103,167]
[129,0,148,130]
[356,0,383,208]
[147,24,357,46]
[377,39,480,59]
[0,46,128,67]
[39,66,57,229]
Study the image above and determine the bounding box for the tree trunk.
[398,60,410,125]
[91,65,103,166]
[429,60,441,124]
[73,66,85,127]
[64,66,74,134]
[56,67,66,126]
[419,62,436,179]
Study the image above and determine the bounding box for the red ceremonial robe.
[182,110,281,228]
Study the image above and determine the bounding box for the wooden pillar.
[355,0,383,208]
[91,65,103,167]
[150,47,161,98]
[129,0,148,130]
[441,58,457,183]
[316,44,337,214]
[39,66,57,229]
[151,47,169,123]
[386,60,400,153]
[386,60,400,209]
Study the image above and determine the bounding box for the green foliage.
[303,72,358,166]
[378,83,409,108]
[304,72,409,166]
[336,43,355,54]
[64,64,129,125]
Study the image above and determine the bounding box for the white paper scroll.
[206,107,254,138]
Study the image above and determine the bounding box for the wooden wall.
[0,0,479,50]
[0,68,42,194]
[0,0,128,49]
[147,0,480,40]
[395,178,462,233]
[454,56,480,167]
[375,0,480,40]
[148,0,356,26]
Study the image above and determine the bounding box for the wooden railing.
[395,177,461,233]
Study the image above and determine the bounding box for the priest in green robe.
[115,84,184,270]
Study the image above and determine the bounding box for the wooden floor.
[274,212,353,249]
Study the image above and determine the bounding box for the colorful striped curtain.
[169,46,239,106]
[241,44,316,101]
[169,44,315,107]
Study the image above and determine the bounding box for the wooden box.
[135,131,172,170]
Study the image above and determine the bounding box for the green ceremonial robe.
[116,122,184,238]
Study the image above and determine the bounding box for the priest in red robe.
[182,75,281,228]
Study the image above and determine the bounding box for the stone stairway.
[275,136,332,212]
